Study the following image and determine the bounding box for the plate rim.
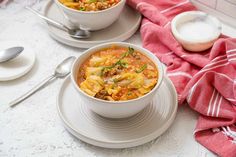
[43,0,142,48]
[56,76,178,148]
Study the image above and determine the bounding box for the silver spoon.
[25,7,91,39]
[0,47,24,63]
[9,56,76,107]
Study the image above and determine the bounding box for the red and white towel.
[126,0,236,156]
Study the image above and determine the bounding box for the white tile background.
[191,0,236,28]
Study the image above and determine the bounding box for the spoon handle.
[9,75,56,107]
[25,6,69,32]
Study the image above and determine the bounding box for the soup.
[59,0,120,11]
[77,46,158,101]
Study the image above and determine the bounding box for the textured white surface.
[1,1,236,157]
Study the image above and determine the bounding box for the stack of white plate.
[57,76,178,148]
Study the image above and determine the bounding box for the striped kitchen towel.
[126,0,236,156]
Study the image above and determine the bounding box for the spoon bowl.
[54,56,76,78]
[0,46,24,63]
[68,29,91,39]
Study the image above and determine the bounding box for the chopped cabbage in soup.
[77,46,158,101]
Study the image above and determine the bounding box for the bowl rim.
[54,0,126,14]
[71,42,164,104]
[171,11,222,43]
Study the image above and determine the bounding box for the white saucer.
[57,76,178,148]
[43,0,141,48]
[0,41,36,81]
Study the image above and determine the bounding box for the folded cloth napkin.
[126,0,236,156]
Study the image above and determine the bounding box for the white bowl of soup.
[71,42,163,118]
[55,0,126,31]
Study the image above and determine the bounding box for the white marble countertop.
[1,1,236,157]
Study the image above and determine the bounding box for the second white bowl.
[55,0,126,31]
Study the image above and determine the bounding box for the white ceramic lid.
[57,76,178,148]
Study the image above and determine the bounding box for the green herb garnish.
[120,47,134,58]
[79,7,86,11]
[101,47,134,76]
[135,64,147,73]
[116,60,128,68]
[127,91,132,96]
[113,78,119,83]
[101,65,113,75]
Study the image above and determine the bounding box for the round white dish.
[71,42,164,118]
[0,41,36,81]
[54,0,126,31]
[171,11,221,52]
[43,0,141,48]
[57,76,178,148]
